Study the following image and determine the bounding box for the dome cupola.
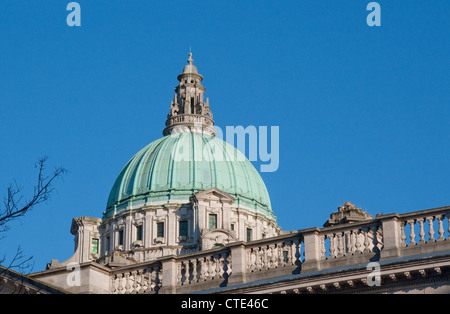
[101,52,278,256]
[164,52,214,137]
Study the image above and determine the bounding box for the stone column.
[167,210,174,246]
[378,213,402,259]
[301,227,322,273]
[144,211,152,248]
[228,242,247,286]
[159,256,178,294]
[125,215,133,251]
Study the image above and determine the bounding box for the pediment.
[192,188,236,204]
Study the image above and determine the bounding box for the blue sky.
[0,1,449,271]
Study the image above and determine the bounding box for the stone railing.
[397,207,450,256]
[165,114,214,128]
[246,236,302,271]
[301,220,384,271]
[177,249,231,287]
[108,205,450,294]
[110,261,162,294]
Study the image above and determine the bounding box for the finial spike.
[188,50,193,64]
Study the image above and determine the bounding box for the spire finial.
[188,50,193,64]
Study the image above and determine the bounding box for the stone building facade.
[17,54,450,294]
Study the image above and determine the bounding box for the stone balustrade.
[396,207,450,258]
[110,261,162,294]
[108,205,450,294]
[400,209,449,245]
[177,249,231,287]
[165,114,214,127]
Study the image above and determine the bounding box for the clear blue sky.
[0,1,449,271]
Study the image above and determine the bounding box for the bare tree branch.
[0,157,67,274]
[0,156,67,231]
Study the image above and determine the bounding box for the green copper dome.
[104,132,274,220]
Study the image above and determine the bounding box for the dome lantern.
[164,52,215,137]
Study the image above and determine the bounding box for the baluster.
[408,220,416,246]
[400,221,407,247]
[437,215,445,241]
[337,233,344,257]
[348,230,356,255]
[209,256,216,279]
[181,261,187,284]
[293,240,299,266]
[320,235,326,260]
[247,250,253,272]
[355,230,363,254]
[370,225,380,253]
[292,240,299,265]
[124,273,131,294]
[261,246,267,270]
[215,255,221,278]
[135,270,142,293]
[343,230,351,256]
[255,249,262,271]
[117,273,124,294]
[270,244,277,268]
[333,234,340,257]
[277,243,283,267]
[130,270,137,293]
[140,270,147,293]
[207,258,213,280]
[201,258,208,281]
[327,234,336,258]
[217,254,223,278]
[262,246,269,269]
[376,225,384,252]
[256,247,262,270]
[418,218,426,244]
[225,253,232,277]
[427,216,436,243]
[192,259,198,283]
[267,245,273,268]
[363,227,371,253]
[186,260,192,284]
[177,262,183,285]
[137,270,143,293]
